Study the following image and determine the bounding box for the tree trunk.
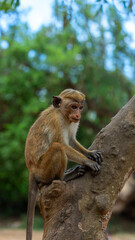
[39,96,135,240]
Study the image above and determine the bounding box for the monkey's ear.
[52,96,62,108]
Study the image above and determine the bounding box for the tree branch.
[39,96,135,240]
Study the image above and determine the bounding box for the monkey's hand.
[86,150,103,165]
[85,160,100,175]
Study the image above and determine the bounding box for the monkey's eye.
[72,105,77,109]
[80,106,83,110]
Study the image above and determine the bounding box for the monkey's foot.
[64,165,87,182]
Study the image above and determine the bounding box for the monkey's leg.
[35,142,67,185]
[64,165,88,182]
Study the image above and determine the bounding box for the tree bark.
[39,96,135,240]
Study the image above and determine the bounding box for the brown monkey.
[25,89,103,240]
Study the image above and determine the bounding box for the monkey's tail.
[26,173,38,240]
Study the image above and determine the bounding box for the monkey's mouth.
[71,118,80,122]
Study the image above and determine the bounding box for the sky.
[17,0,135,48]
[18,0,54,31]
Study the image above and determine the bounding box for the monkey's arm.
[70,139,103,165]
[64,144,100,173]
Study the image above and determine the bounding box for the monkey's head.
[53,89,85,123]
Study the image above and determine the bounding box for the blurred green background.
[0,0,135,219]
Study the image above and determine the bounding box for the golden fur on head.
[59,89,85,102]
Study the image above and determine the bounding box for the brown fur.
[59,88,85,102]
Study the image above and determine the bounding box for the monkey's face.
[52,95,85,123]
[67,102,84,123]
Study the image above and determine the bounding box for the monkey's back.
[25,106,62,168]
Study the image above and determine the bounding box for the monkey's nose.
[76,114,80,119]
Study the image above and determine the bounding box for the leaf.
[0,0,20,12]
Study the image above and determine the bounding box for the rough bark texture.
[39,96,135,240]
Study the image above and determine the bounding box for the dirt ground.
[0,229,134,240]
[111,234,135,240]
[0,229,42,240]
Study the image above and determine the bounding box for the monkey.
[25,88,103,240]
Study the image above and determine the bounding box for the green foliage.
[95,0,135,13]
[21,215,44,230]
[0,1,135,215]
[0,0,20,12]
